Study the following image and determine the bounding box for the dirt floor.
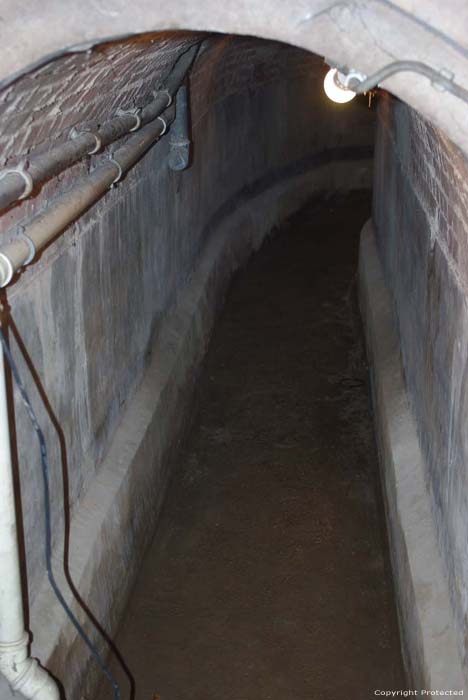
[99,190,405,699]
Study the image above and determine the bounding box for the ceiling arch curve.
[1,0,467,154]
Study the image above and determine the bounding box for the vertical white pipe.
[0,335,60,699]
[0,336,25,642]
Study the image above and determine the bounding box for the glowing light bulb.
[323,68,356,103]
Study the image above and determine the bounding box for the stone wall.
[0,33,374,698]
[372,92,468,679]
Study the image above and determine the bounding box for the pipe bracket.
[337,69,367,91]
[0,164,34,200]
[69,126,102,155]
[0,254,14,288]
[16,227,36,266]
[433,67,455,92]
[157,116,168,136]
[155,88,172,107]
[116,107,142,132]
[109,157,123,186]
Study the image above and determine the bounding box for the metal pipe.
[0,43,199,213]
[0,105,174,287]
[168,84,191,171]
[0,329,60,699]
[0,41,196,699]
[344,60,468,104]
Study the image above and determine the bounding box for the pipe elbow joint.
[0,638,60,700]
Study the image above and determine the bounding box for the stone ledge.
[358,220,466,691]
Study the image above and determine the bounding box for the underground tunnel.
[0,3,468,699]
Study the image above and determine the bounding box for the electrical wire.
[0,326,121,700]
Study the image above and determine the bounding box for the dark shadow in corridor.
[103,190,405,699]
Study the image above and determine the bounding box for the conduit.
[0,45,196,700]
[0,103,174,287]
[347,60,468,104]
[0,42,199,212]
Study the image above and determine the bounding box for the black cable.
[347,60,468,106]
[0,326,121,700]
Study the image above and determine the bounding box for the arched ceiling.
[1,0,468,154]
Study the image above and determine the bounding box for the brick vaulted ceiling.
[0,1,468,156]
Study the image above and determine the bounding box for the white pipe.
[0,339,60,698]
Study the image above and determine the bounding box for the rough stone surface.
[0,33,202,167]
[98,191,405,700]
[373,93,468,684]
[0,35,374,699]
[359,220,466,691]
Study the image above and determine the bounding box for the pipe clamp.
[0,164,34,200]
[157,116,168,135]
[433,67,455,92]
[116,107,142,132]
[16,227,36,266]
[69,126,102,155]
[0,253,14,287]
[337,69,367,91]
[156,88,172,107]
[109,157,123,186]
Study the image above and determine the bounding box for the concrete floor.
[100,191,405,699]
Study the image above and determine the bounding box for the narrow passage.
[103,191,405,699]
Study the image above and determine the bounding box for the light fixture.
[323,68,356,103]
